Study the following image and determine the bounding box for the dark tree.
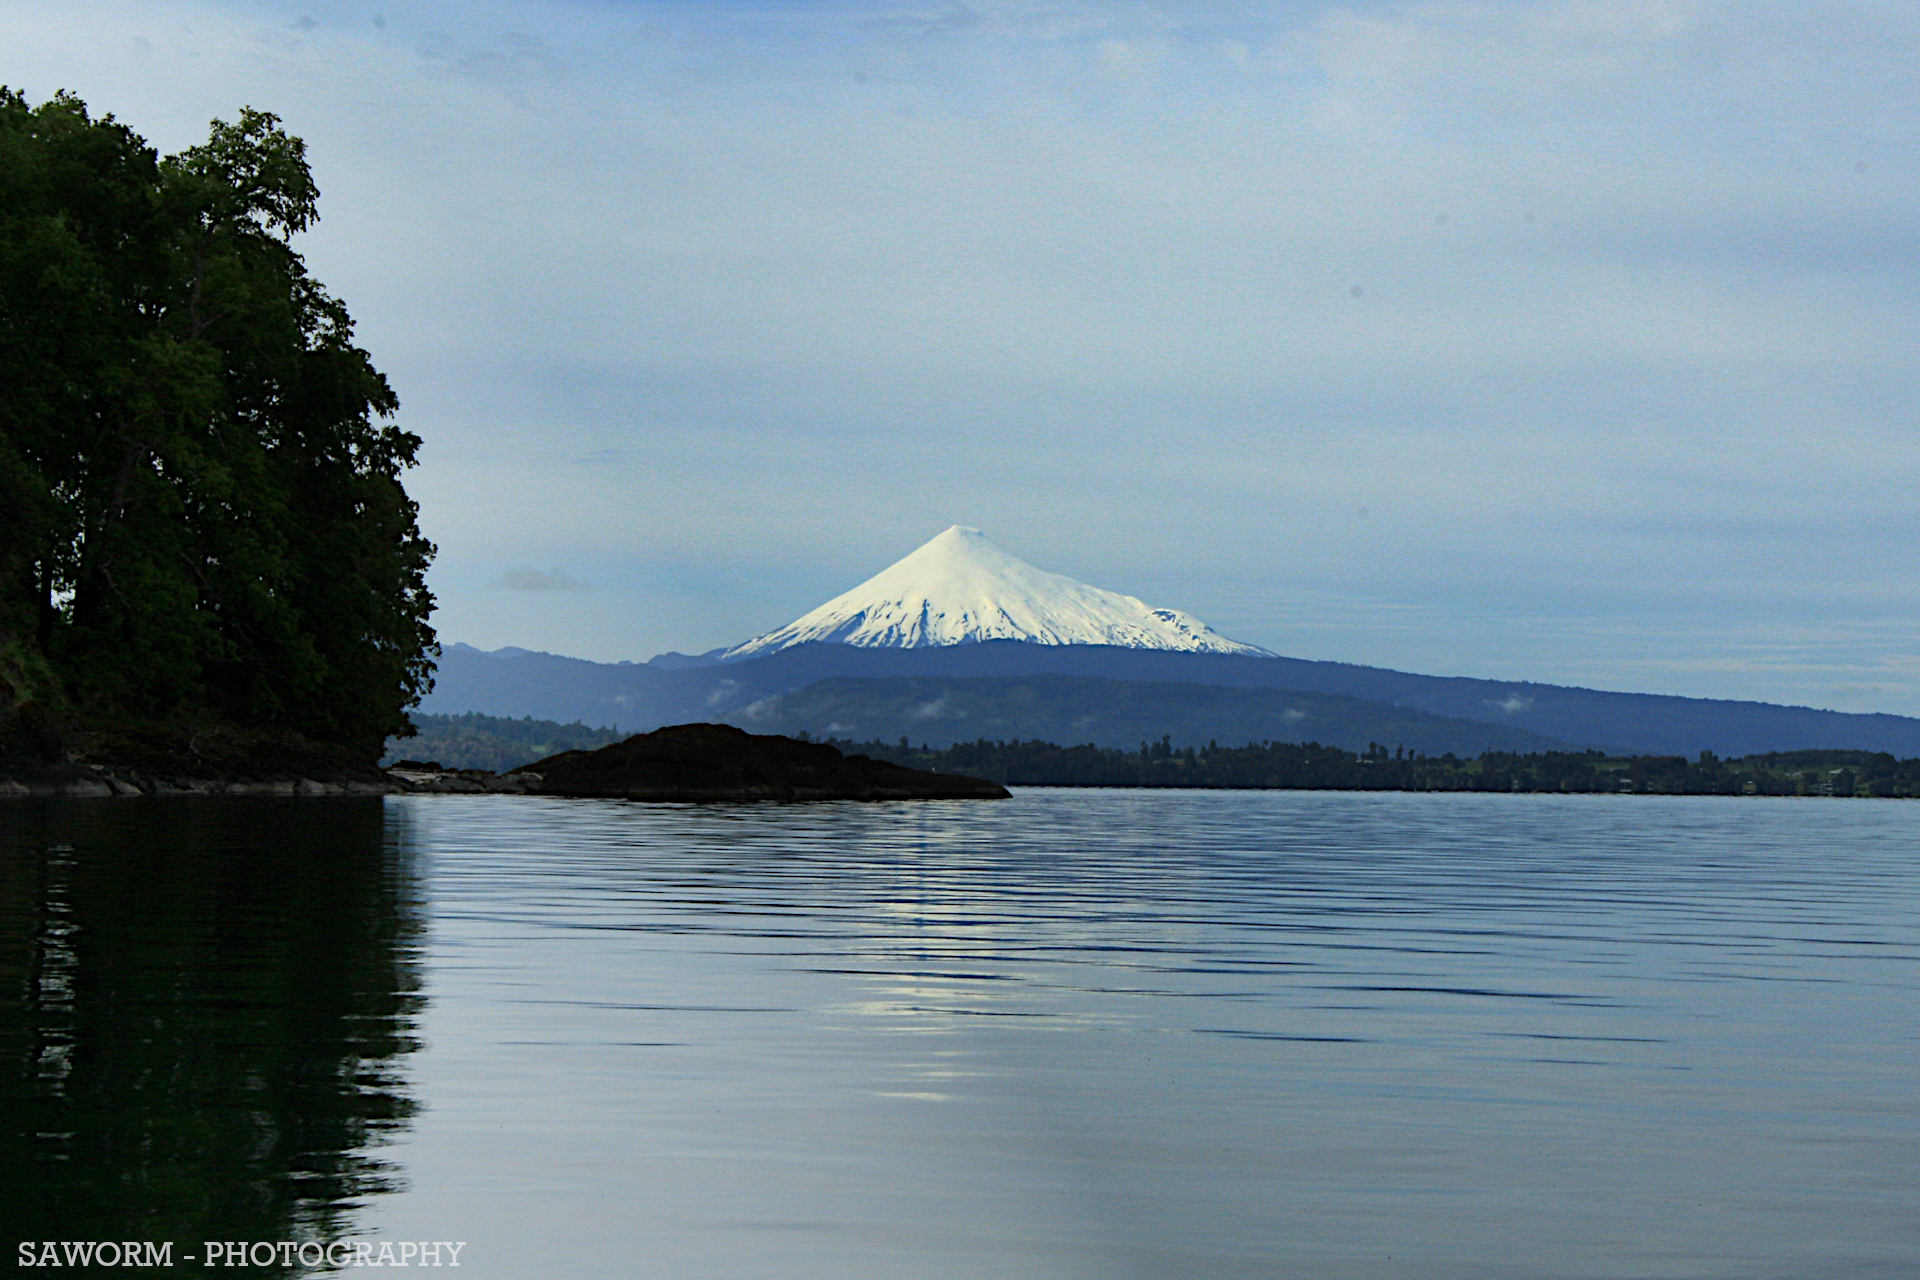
[0,90,434,759]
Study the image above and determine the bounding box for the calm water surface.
[4,790,1918,1278]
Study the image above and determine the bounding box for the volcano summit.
[723,526,1268,660]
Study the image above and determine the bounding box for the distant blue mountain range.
[419,641,1920,758]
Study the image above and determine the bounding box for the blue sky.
[5,0,1917,712]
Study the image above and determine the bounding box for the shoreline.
[0,763,538,799]
[6,772,1911,800]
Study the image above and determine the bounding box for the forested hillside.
[384,713,624,773]
[732,673,1577,756]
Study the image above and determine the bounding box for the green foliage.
[383,712,627,773]
[0,90,434,757]
[831,737,1920,797]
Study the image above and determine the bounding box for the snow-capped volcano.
[723,526,1271,661]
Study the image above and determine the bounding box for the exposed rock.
[512,723,1010,801]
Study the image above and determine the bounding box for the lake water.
[5,791,1918,1278]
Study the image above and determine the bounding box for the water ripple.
[356,789,1920,1279]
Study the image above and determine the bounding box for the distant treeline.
[385,712,624,774]
[824,735,1920,798]
[390,714,1920,797]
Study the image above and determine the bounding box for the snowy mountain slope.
[722,526,1271,660]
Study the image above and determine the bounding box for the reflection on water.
[0,800,423,1265]
[4,790,1918,1278]
[368,791,1919,1280]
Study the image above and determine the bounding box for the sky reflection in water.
[6,790,1918,1278]
[371,791,1919,1280]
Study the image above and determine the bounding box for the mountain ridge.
[728,674,1592,756]
[421,641,1920,758]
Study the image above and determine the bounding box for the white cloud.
[4,0,1916,713]
[494,568,590,592]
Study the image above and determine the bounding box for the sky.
[5,0,1917,713]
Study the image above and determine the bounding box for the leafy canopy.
[0,89,434,755]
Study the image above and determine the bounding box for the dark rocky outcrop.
[511,723,1009,801]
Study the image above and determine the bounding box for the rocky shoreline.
[0,761,400,798]
[0,715,406,797]
[2,723,1009,802]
